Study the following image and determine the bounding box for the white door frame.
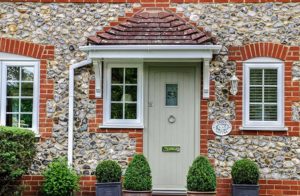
[143,61,201,162]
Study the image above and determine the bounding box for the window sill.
[239,126,288,131]
[99,124,144,129]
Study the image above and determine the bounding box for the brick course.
[1,0,300,4]
[20,175,300,196]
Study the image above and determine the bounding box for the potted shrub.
[187,156,217,196]
[123,154,152,196]
[231,159,260,196]
[95,160,122,196]
[42,157,80,196]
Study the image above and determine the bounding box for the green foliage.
[187,156,216,192]
[42,157,80,196]
[231,159,260,185]
[123,154,152,191]
[0,126,36,196]
[96,160,122,183]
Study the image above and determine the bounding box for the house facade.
[0,0,300,195]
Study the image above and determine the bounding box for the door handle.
[168,115,176,124]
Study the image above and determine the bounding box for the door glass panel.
[166,84,178,106]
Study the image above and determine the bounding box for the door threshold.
[152,190,187,195]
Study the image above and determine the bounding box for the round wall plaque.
[212,119,232,136]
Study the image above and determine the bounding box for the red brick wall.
[217,178,300,196]
[0,38,55,139]
[20,175,300,196]
[1,0,300,5]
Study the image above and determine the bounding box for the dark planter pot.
[187,191,217,196]
[232,184,259,196]
[96,182,122,196]
[123,190,152,196]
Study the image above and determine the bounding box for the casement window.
[243,57,285,130]
[103,62,143,128]
[0,60,39,134]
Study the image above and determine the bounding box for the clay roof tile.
[87,9,215,45]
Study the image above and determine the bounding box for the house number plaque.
[212,119,232,136]
[162,146,180,152]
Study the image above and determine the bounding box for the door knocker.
[168,115,176,124]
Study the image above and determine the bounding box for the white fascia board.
[79,45,222,59]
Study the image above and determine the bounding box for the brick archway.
[229,42,299,61]
[0,37,55,138]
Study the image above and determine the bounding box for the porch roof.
[87,8,215,45]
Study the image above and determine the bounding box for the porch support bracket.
[202,58,211,99]
[93,59,102,98]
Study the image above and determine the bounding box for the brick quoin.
[0,38,55,139]
[1,0,300,4]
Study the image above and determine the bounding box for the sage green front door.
[148,65,196,192]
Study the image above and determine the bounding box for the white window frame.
[242,57,285,130]
[0,55,40,135]
[102,61,143,128]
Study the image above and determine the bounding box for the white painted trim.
[202,59,210,99]
[0,60,40,135]
[80,45,222,59]
[80,45,222,52]
[0,52,38,61]
[68,59,92,166]
[245,57,283,63]
[102,62,143,128]
[243,57,284,129]
[239,126,288,131]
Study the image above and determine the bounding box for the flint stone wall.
[209,136,300,179]
[0,2,299,175]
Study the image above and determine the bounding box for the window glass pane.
[125,68,137,84]
[111,85,123,101]
[21,99,33,112]
[125,86,137,102]
[7,82,19,96]
[7,67,20,81]
[125,103,137,119]
[249,104,263,120]
[111,68,124,84]
[20,114,32,128]
[264,69,277,85]
[250,87,262,102]
[166,84,178,106]
[264,87,277,103]
[250,69,262,85]
[21,67,34,81]
[6,98,19,112]
[21,83,33,96]
[6,114,19,127]
[111,103,123,119]
[264,105,277,121]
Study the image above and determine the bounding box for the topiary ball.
[187,156,216,192]
[42,157,80,196]
[231,159,260,185]
[123,154,152,191]
[96,160,122,183]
